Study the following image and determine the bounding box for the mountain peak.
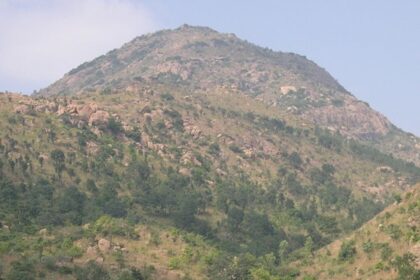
[35,26,420,166]
[39,25,344,97]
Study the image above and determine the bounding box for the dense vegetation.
[1,90,419,279]
[296,184,420,279]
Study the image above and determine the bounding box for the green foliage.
[380,243,393,261]
[107,117,124,135]
[288,152,303,169]
[208,142,221,156]
[385,224,402,240]
[362,240,374,255]
[7,259,36,280]
[50,149,65,175]
[393,193,402,204]
[164,109,184,131]
[338,240,356,261]
[160,92,174,101]
[59,237,84,258]
[349,140,420,182]
[126,126,141,142]
[303,236,314,257]
[229,144,243,154]
[315,128,342,151]
[75,261,110,280]
[90,216,137,238]
[117,267,154,280]
[278,240,289,264]
[392,253,420,280]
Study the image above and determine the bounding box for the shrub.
[108,117,124,135]
[392,253,420,280]
[75,261,110,280]
[90,216,137,238]
[338,240,356,261]
[380,243,393,261]
[229,144,243,154]
[288,152,303,169]
[168,257,182,270]
[208,143,221,156]
[362,240,374,255]
[7,259,35,280]
[386,224,402,240]
[160,93,174,101]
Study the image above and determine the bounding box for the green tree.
[304,236,314,257]
[108,117,123,135]
[50,149,65,177]
[7,259,35,280]
[76,261,110,280]
[227,206,244,231]
[338,240,357,261]
[392,253,420,280]
[278,240,289,264]
[288,152,303,169]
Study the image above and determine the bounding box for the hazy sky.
[0,1,419,135]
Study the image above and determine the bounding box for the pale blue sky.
[0,0,419,135]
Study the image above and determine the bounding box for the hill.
[296,184,420,279]
[0,25,419,279]
[37,25,420,166]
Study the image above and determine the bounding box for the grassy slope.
[296,184,420,280]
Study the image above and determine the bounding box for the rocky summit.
[0,26,419,279]
[38,25,419,166]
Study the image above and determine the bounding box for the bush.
[386,224,402,240]
[75,261,110,280]
[229,144,243,154]
[160,93,174,101]
[117,268,150,280]
[7,259,36,280]
[208,143,221,156]
[362,240,374,255]
[392,253,420,280]
[168,257,182,270]
[288,152,302,169]
[338,240,356,261]
[90,216,137,238]
[108,117,124,135]
[380,243,393,261]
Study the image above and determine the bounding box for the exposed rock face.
[78,103,98,121]
[304,99,392,139]
[13,98,113,129]
[155,60,193,81]
[14,104,31,114]
[98,238,111,253]
[180,151,201,166]
[89,110,110,126]
[280,86,297,95]
[86,246,97,259]
[179,167,191,176]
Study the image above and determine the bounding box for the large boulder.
[14,104,30,114]
[98,238,111,253]
[78,103,98,121]
[89,110,110,126]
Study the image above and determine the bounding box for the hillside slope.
[37,25,420,166]
[296,184,420,280]
[0,26,419,279]
[0,87,419,279]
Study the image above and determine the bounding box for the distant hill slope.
[296,184,420,279]
[37,25,420,166]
